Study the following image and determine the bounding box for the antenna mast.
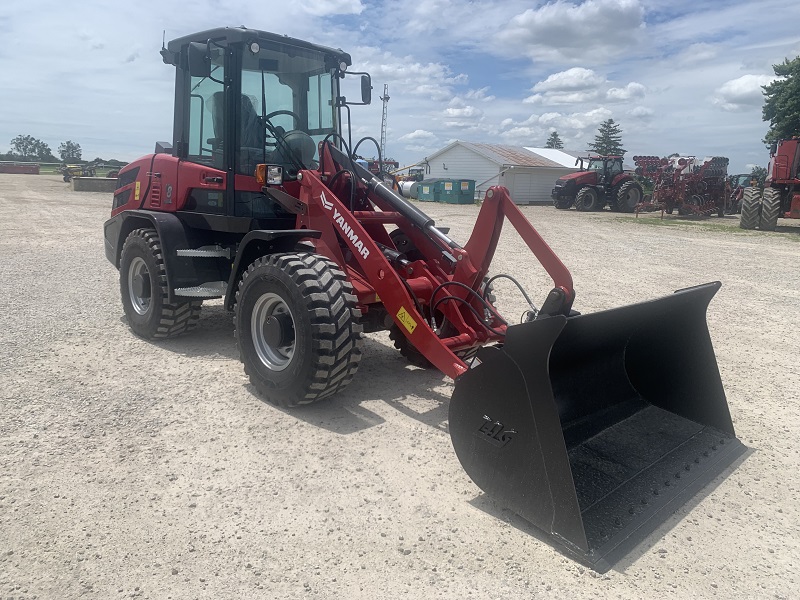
[379,84,390,161]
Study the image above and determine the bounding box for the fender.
[223,229,322,310]
[103,209,200,304]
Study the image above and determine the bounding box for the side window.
[188,71,224,167]
[307,72,333,131]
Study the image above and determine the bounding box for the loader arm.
[295,168,472,379]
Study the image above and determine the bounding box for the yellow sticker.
[374,293,380,302]
[396,306,417,334]
[134,181,141,201]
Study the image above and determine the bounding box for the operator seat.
[209,92,267,174]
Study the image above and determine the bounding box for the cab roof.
[165,26,351,67]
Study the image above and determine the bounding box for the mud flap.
[449,281,746,572]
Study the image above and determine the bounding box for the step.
[174,281,227,297]
[176,245,230,259]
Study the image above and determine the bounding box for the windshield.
[238,40,337,175]
[587,159,605,171]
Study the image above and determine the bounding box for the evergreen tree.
[545,131,564,149]
[762,56,800,147]
[587,119,626,156]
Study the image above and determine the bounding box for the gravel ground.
[1,174,799,599]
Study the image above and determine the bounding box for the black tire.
[759,188,781,231]
[63,175,71,182]
[553,195,573,210]
[574,187,600,212]
[739,187,762,230]
[120,228,202,339]
[235,253,363,408]
[390,276,495,369]
[616,180,643,213]
[390,325,432,368]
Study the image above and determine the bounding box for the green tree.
[750,165,768,189]
[587,119,626,156]
[9,135,54,160]
[10,134,38,157]
[545,131,564,149]
[762,56,800,147]
[59,140,82,161]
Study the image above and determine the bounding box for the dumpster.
[445,179,475,204]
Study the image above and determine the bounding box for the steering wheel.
[264,109,301,128]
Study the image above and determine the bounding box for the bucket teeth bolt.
[685,464,691,471]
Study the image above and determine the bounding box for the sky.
[1,0,798,173]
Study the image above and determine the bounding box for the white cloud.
[398,129,437,142]
[505,0,646,63]
[465,87,496,101]
[712,74,776,111]
[301,0,364,15]
[629,106,654,118]
[533,68,606,92]
[606,82,646,101]
[444,105,483,118]
[524,68,644,105]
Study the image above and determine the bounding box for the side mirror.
[187,42,211,78]
[361,75,372,105]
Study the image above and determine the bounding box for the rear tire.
[119,228,202,339]
[759,188,781,231]
[616,181,643,213]
[575,187,600,211]
[235,253,363,408]
[739,187,762,230]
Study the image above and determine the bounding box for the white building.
[419,141,579,204]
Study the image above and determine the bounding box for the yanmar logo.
[320,191,370,259]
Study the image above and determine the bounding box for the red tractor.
[104,27,744,571]
[740,138,800,230]
[551,155,643,212]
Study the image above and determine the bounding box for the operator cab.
[159,27,371,218]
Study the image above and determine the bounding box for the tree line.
[0,135,123,166]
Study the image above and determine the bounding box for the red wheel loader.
[104,27,745,572]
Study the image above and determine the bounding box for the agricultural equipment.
[728,173,755,215]
[551,155,643,212]
[740,138,800,230]
[633,155,729,216]
[59,161,99,182]
[104,27,745,572]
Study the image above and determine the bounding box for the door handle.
[204,176,223,184]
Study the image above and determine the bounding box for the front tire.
[119,228,202,339]
[739,187,762,230]
[759,188,781,231]
[574,187,600,211]
[235,253,363,408]
[553,195,573,210]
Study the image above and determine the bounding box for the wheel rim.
[127,256,152,316]
[623,186,642,207]
[251,292,296,371]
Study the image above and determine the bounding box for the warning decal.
[134,181,141,201]
[396,306,418,334]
